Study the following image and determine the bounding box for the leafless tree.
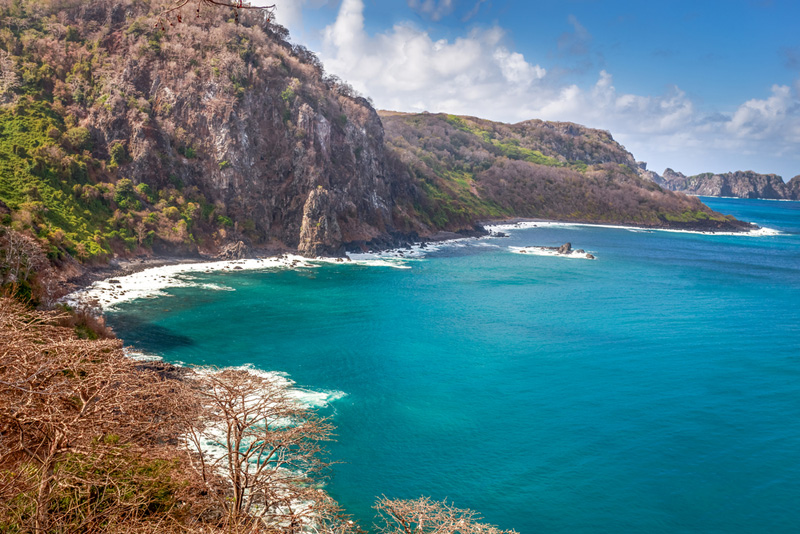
[0,49,19,103]
[374,496,519,534]
[185,368,343,533]
[0,227,49,294]
[158,0,276,27]
[136,220,149,246]
[0,298,197,532]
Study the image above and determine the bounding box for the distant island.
[639,166,800,201]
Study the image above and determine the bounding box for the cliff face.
[76,2,411,256]
[652,169,800,200]
[0,0,420,259]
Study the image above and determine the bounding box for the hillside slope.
[0,0,424,260]
[382,112,750,231]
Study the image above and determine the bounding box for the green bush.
[113,178,140,210]
[135,183,153,202]
[280,86,296,103]
[162,206,180,221]
[63,127,91,151]
[109,141,128,167]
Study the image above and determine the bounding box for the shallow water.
[108,197,800,533]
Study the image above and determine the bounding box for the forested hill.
[0,0,748,279]
[382,112,749,231]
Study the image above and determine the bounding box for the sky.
[254,0,800,179]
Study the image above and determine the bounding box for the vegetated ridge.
[643,168,800,200]
[0,0,750,284]
[382,111,749,232]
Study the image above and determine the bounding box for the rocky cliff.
[0,0,751,269]
[0,0,424,259]
[647,168,800,200]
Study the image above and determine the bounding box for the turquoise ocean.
[107,197,800,533]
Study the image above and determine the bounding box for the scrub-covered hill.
[382,112,750,232]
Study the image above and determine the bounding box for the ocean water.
[107,197,800,534]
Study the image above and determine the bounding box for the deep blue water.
[108,197,800,533]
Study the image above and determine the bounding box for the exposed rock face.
[217,241,250,260]
[557,243,572,254]
[636,161,668,187]
[298,188,344,257]
[652,169,800,200]
[44,2,417,257]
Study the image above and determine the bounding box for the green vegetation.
[0,97,237,261]
[280,86,295,103]
[109,141,128,168]
[0,101,110,259]
[445,114,564,167]
[414,169,509,228]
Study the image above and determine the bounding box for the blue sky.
[258,0,800,179]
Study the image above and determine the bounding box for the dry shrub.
[0,297,211,533]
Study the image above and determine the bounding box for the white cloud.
[321,0,545,118]
[463,0,488,22]
[317,1,800,178]
[727,84,799,140]
[407,0,454,21]
[255,0,329,42]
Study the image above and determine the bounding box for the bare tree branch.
[374,496,519,534]
[158,0,277,28]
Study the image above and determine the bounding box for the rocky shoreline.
[61,214,767,304]
[481,216,756,234]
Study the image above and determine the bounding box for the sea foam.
[509,246,597,259]
[486,220,784,237]
[65,254,412,311]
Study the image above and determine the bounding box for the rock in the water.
[575,249,585,254]
[218,241,249,260]
[557,243,572,254]
[586,253,595,259]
